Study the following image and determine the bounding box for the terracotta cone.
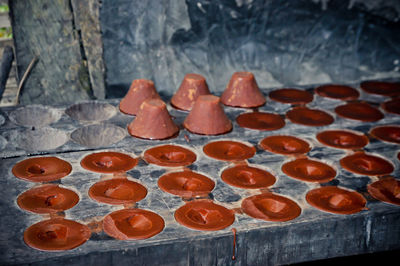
[221,72,266,108]
[171,73,211,111]
[120,79,161,115]
[184,95,232,135]
[128,99,179,140]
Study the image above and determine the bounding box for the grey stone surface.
[0,81,399,265]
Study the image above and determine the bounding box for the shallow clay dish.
[241,193,301,222]
[143,145,197,167]
[381,98,400,115]
[103,209,165,240]
[260,135,310,155]
[236,112,285,131]
[282,158,336,183]
[221,164,276,189]
[360,81,400,97]
[17,184,79,214]
[316,130,369,149]
[306,186,366,215]
[203,140,256,161]
[334,102,384,122]
[370,125,400,144]
[158,170,215,198]
[286,107,334,126]
[340,152,394,176]
[367,177,400,206]
[315,85,359,101]
[89,178,147,205]
[269,88,313,104]
[81,151,138,173]
[171,73,210,111]
[24,218,91,251]
[174,200,235,231]
[12,157,72,182]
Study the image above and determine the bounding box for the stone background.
[9,0,400,103]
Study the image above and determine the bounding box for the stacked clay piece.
[221,72,266,108]
[184,95,232,135]
[128,98,179,140]
[120,79,161,115]
[171,73,211,111]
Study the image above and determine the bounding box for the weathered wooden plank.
[9,0,93,104]
[71,0,106,99]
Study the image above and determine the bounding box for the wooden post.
[9,0,105,104]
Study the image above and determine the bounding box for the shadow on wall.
[101,0,400,98]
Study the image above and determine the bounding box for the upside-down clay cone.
[184,95,232,135]
[128,99,179,140]
[221,72,266,108]
[171,73,211,111]
[120,79,161,115]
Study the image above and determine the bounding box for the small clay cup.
[120,79,160,115]
[128,99,179,140]
[171,73,211,111]
[221,72,266,108]
[183,95,232,135]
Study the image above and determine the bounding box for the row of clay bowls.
[120,72,265,139]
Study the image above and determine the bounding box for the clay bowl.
[241,193,301,222]
[203,140,256,161]
[158,170,215,198]
[316,129,369,149]
[315,84,359,101]
[24,218,91,251]
[259,135,310,155]
[306,186,366,215]
[174,200,235,231]
[80,151,138,173]
[89,178,147,205]
[103,209,165,240]
[143,144,197,167]
[221,164,276,189]
[12,156,72,182]
[367,177,400,206]
[17,184,79,213]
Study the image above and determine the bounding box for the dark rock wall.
[9,0,400,103]
[101,0,400,98]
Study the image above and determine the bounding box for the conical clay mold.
[119,79,161,115]
[221,72,266,108]
[128,99,179,140]
[171,73,211,111]
[184,95,232,135]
